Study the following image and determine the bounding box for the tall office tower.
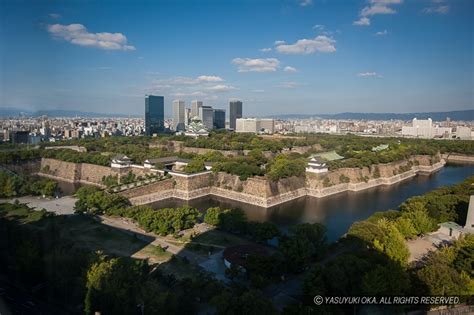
[145,95,164,136]
[213,109,226,129]
[172,100,186,131]
[191,100,203,118]
[229,100,243,130]
[199,106,214,130]
[184,108,192,126]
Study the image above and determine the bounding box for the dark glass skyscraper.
[229,100,242,130]
[213,109,226,129]
[145,95,164,136]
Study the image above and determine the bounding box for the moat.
[150,163,474,241]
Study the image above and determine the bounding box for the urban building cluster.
[0,116,144,144]
[1,99,473,144]
[145,95,244,136]
[276,117,473,139]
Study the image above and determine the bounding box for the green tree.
[394,217,417,239]
[184,158,206,174]
[361,264,410,296]
[267,155,306,181]
[401,206,437,235]
[84,256,148,315]
[204,207,224,226]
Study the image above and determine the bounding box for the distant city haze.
[1,1,473,116]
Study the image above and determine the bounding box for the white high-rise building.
[401,118,452,139]
[235,118,274,134]
[259,119,275,134]
[191,100,203,118]
[172,100,186,131]
[236,118,258,133]
[199,106,214,130]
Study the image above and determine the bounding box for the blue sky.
[1,0,473,117]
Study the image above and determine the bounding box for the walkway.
[0,196,76,215]
[98,215,208,264]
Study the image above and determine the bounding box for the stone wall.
[39,158,80,182]
[119,179,174,199]
[442,153,474,164]
[174,172,213,191]
[79,163,115,184]
[38,158,114,186]
[38,155,455,208]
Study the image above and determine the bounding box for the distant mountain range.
[0,108,140,118]
[1,107,473,121]
[266,110,474,121]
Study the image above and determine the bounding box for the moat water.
[149,163,474,241]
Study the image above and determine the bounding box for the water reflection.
[150,164,474,241]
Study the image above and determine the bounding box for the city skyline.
[1,0,473,117]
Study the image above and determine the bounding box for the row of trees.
[1,202,276,315]
[302,175,474,312]
[0,170,58,198]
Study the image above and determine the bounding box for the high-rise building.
[184,108,192,126]
[235,118,274,134]
[213,109,226,129]
[11,131,29,144]
[236,118,257,133]
[229,100,243,130]
[145,95,164,136]
[172,100,186,131]
[259,119,275,134]
[191,100,203,118]
[199,106,214,130]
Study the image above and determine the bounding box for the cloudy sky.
[1,0,473,117]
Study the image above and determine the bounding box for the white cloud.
[353,17,371,26]
[172,91,207,97]
[361,4,396,16]
[252,89,265,93]
[259,47,272,52]
[274,40,286,45]
[357,72,381,77]
[354,0,403,27]
[375,29,388,36]
[284,66,298,73]
[197,75,224,82]
[49,13,61,19]
[206,84,236,92]
[422,5,450,14]
[300,0,313,7]
[277,82,304,89]
[231,58,280,72]
[275,35,336,55]
[312,24,325,30]
[154,75,224,86]
[47,23,135,51]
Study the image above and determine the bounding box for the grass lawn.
[157,256,205,280]
[190,229,251,247]
[0,203,172,264]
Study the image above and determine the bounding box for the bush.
[184,159,206,174]
[267,155,306,181]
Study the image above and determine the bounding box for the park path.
[98,215,208,264]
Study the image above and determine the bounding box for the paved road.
[0,196,77,215]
